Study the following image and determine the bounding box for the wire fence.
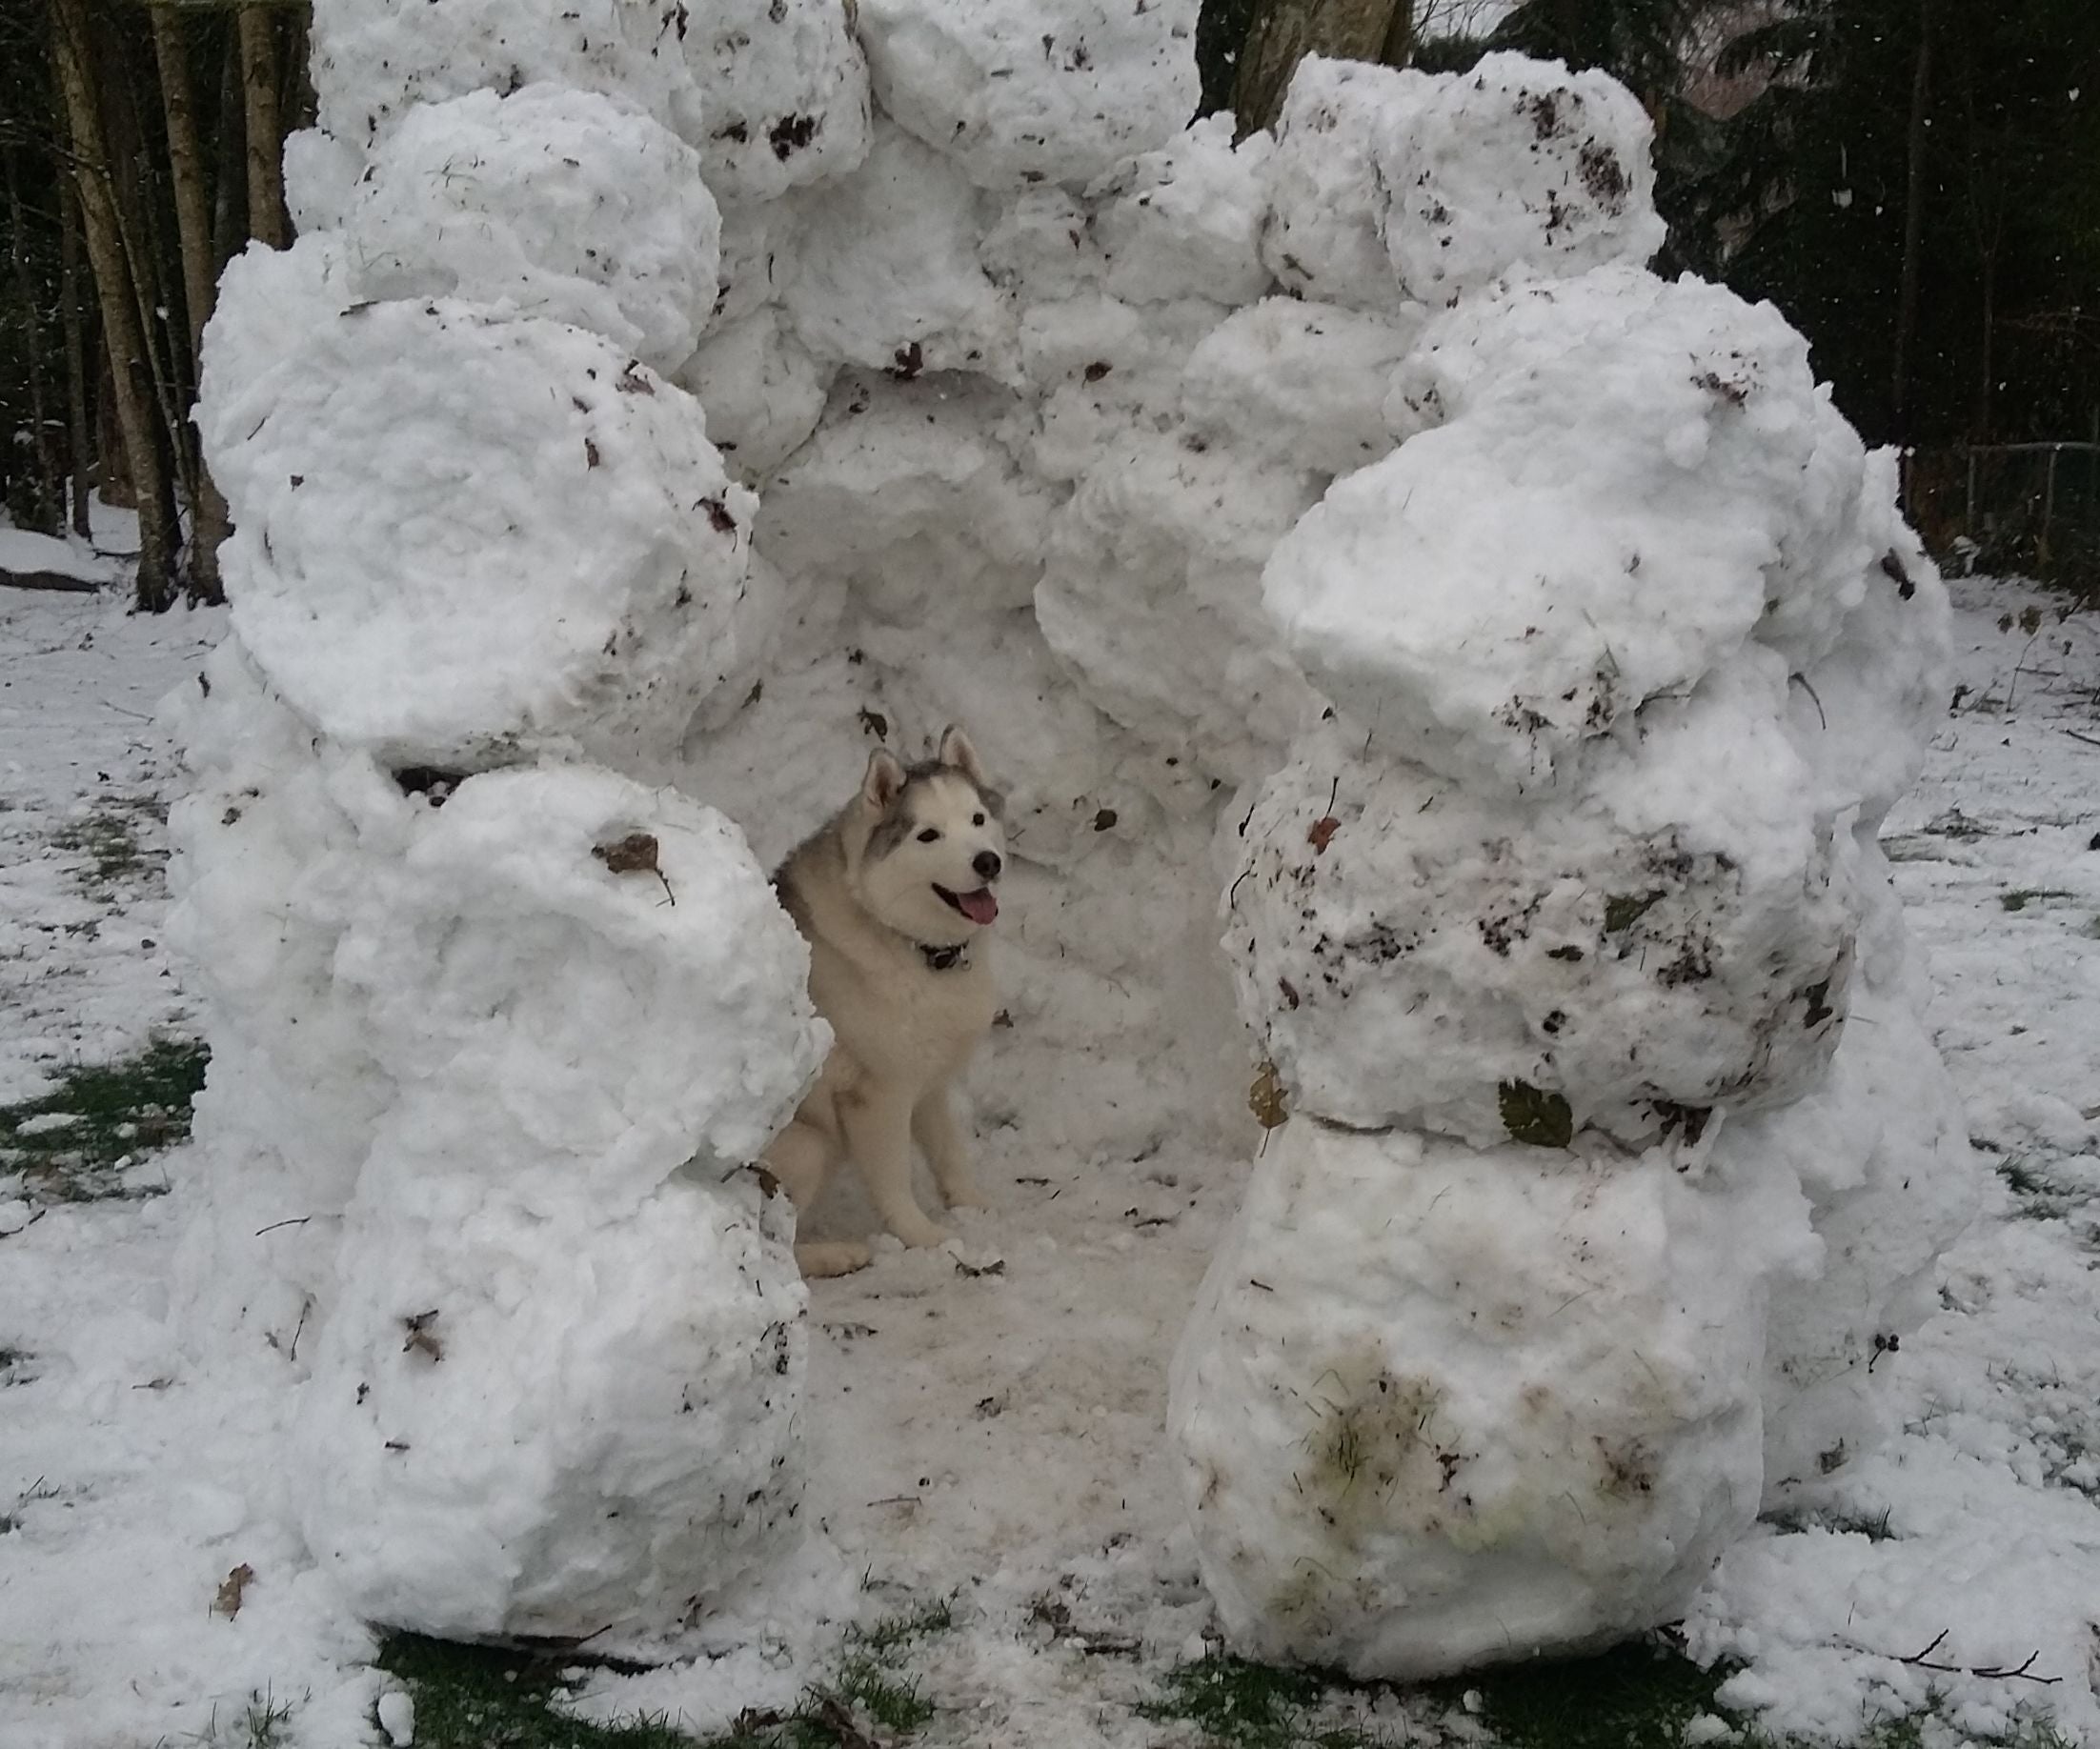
[1906,438,2100,596]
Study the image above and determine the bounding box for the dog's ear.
[938,724,988,788]
[862,747,907,811]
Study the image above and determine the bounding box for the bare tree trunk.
[1381,0,1415,66]
[1231,0,1405,138]
[1890,0,1933,445]
[148,2,230,603]
[6,151,63,534]
[60,177,93,538]
[50,0,175,610]
[237,5,288,250]
[212,26,247,271]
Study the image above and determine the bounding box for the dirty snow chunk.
[376,1689,414,1747]
[293,1169,808,1651]
[673,307,834,481]
[1182,298,1428,475]
[682,0,872,201]
[980,186,1106,296]
[309,0,703,149]
[782,125,1015,379]
[1171,1121,1802,1679]
[857,0,1200,190]
[1091,114,1272,308]
[1382,53,1665,304]
[757,372,1051,618]
[1038,430,1328,785]
[1258,56,1432,312]
[1273,269,1849,791]
[1228,669,1855,1149]
[283,128,364,235]
[343,86,720,372]
[199,298,757,769]
[1739,977,1980,1492]
[333,767,824,1216]
[714,199,798,329]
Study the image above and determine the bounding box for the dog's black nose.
[973,850,1002,881]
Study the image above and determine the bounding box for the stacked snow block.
[171,0,832,1651]
[1168,138,1977,1677]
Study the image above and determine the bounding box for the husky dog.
[764,726,1005,1277]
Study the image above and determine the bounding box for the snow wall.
[164,0,1978,1677]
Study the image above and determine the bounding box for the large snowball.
[342,86,720,372]
[1381,52,1666,305]
[1258,56,1430,312]
[1171,1121,1805,1679]
[856,0,1201,190]
[782,125,1016,379]
[1266,268,1868,793]
[682,0,873,200]
[200,290,759,768]
[674,306,835,481]
[1181,297,1428,477]
[292,1169,808,1650]
[1090,114,1273,308]
[1038,428,1328,785]
[1227,664,1857,1150]
[310,0,704,148]
[333,766,825,1217]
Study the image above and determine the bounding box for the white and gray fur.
[763,726,1006,1277]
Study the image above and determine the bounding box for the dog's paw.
[893,1217,953,1250]
[797,1240,873,1278]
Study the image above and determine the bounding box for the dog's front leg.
[841,1088,950,1250]
[913,1087,986,1212]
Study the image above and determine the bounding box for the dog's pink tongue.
[957,888,999,926]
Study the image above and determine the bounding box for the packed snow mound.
[199,296,760,768]
[309,0,703,148]
[1182,297,1429,475]
[333,765,826,1216]
[1090,114,1273,309]
[680,0,873,201]
[783,124,1016,379]
[1381,52,1665,304]
[162,640,402,1356]
[1258,57,1433,311]
[674,306,835,481]
[292,1168,806,1649]
[856,0,1201,190]
[1268,268,1890,791]
[1170,1121,1809,1679]
[1228,663,1856,1148]
[1037,429,1328,785]
[342,85,721,372]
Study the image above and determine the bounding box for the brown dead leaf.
[401,1308,442,1363]
[1307,815,1341,853]
[594,833,676,906]
[213,1563,254,1618]
[1248,1060,1289,1130]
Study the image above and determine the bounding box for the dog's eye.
[972,813,985,826]
[917,828,940,843]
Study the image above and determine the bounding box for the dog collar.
[919,941,969,972]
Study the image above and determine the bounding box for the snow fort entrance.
[167,0,1977,1688]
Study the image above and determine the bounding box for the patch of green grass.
[378,1602,956,1749]
[1999,888,2076,913]
[0,1035,208,1200]
[1760,1502,1898,1541]
[50,796,163,889]
[178,1686,299,1749]
[1430,1638,1739,1749]
[1140,1656,1390,1749]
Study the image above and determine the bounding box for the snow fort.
[165,0,1976,1677]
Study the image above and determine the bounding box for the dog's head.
[850,726,1006,946]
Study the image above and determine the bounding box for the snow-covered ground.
[1,575,2096,1747]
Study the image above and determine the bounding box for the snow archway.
[168,0,1976,1680]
